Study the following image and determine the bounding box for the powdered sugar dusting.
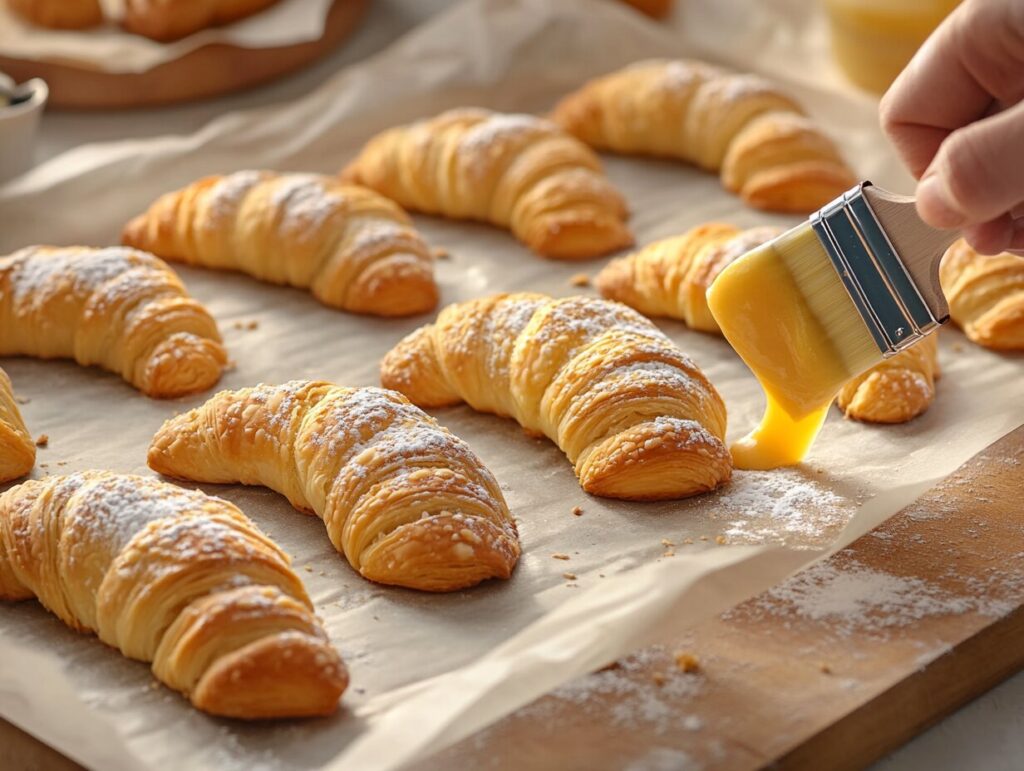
[459,112,551,154]
[268,174,344,233]
[205,170,267,221]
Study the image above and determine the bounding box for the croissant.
[551,60,857,213]
[836,334,940,423]
[120,0,281,42]
[380,293,731,500]
[340,108,633,260]
[0,471,347,718]
[7,0,281,40]
[596,222,783,332]
[123,171,438,317]
[939,239,1024,350]
[6,0,101,28]
[0,246,227,398]
[148,382,520,592]
[0,368,34,484]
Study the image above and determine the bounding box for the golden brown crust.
[341,108,633,260]
[940,239,1024,351]
[6,0,102,28]
[0,246,227,398]
[121,0,281,41]
[381,293,732,501]
[596,222,782,332]
[551,60,856,213]
[0,472,347,719]
[147,381,520,592]
[123,171,438,317]
[836,334,940,424]
[0,368,34,484]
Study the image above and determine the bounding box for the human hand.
[879,0,1024,255]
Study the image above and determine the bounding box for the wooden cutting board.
[0,0,370,109]
[2,425,1022,770]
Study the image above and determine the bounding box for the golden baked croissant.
[596,222,783,331]
[121,0,281,41]
[835,335,940,424]
[0,368,34,484]
[148,382,519,592]
[340,108,633,260]
[940,239,1024,350]
[380,293,731,500]
[551,60,857,213]
[6,0,101,28]
[123,171,438,317]
[7,0,281,40]
[0,471,347,718]
[0,246,227,398]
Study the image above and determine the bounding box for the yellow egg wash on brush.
[707,226,878,470]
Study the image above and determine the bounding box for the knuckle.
[937,129,991,212]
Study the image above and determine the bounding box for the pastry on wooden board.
[0,471,348,719]
[7,0,281,41]
[0,246,227,398]
[124,171,438,317]
[380,292,732,500]
[551,59,856,213]
[0,368,34,484]
[940,239,1024,351]
[341,108,633,260]
[836,335,940,424]
[148,382,520,592]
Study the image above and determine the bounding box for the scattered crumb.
[819,662,832,674]
[663,550,675,558]
[952,342,964,353]
[149,680,161,691]
[571,505,584,516]
[224,360,238,373]
[40,462,49,469]
[674,652,700,673]
[552,553,570,560]
[715,535,728,545]
[304,566,313,572]
[569,272,591,287]
[682,537,694,545]
[562,572,577,581]
[432,247,450,260]
[15,396,30,405]
[661,538,674,547]
[57,461,68,466]
[699,535,708,542]
[651,672,666,686]
[232,320,260,331]
[35,434,48,447]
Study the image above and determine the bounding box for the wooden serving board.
[0,0,370,109]
[2,426,1022,771]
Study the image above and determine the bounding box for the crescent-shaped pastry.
[0,368,34,483]
[341,108,633,260]
[551,60,856,213]
[123,171,438,317]
[0,246,227,398]
[148,382,520,592]
[381,293,732,500]
[836,335,940,423]
[0,472,347,718]
[940,239,1024,350]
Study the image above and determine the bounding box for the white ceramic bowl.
[0,74,48,183]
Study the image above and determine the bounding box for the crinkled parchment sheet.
[0,0,333,74]
[0,1,1022,769]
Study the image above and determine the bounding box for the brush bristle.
[774,225,883,380]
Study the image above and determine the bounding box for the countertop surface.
[6,0,1024,768]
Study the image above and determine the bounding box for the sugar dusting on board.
[735,557,1018,636]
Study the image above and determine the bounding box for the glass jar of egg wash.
[823,0,961,93]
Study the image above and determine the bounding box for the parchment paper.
[0,0,333,74]
[0,1,1022,769]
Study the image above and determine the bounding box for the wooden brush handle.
[863,185,959,322]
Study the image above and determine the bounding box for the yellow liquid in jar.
[824,0,961,93]
[706,229,871,470]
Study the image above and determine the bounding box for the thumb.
[916,99,1024,229]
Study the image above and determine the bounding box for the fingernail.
[917,175,967,228]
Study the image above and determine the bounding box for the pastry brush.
[708,181,959,433]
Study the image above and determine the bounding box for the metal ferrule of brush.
[810,182,942,357]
